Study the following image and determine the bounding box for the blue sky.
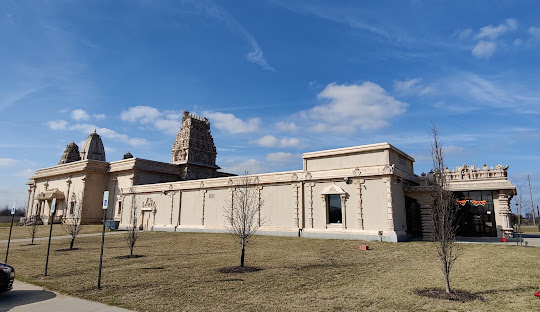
[1,0,539,213]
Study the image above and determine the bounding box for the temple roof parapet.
[445,163,509,181]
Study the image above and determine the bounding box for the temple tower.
[80,130,106,161]
[171,111,218,179]
[59,142,81,164]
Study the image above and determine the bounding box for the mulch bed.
[218,266,263,274]
[415,288,486,302]
[115,255,145,259]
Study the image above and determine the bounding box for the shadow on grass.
[218,266,263,274]
[475,285,537,295]
[20,243,39,246]
[415,288,486,302]
[142,267,164,270]
[115,255,145,259]
[56,248,80,252]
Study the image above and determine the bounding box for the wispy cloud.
[190,0,274,71]
[464,18,519,58]
[393,78,434,96]
[0,158,19,166]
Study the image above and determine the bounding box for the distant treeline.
[0,207,26,216]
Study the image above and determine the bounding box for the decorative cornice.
[120,164,412,194]
[31,160,109,180]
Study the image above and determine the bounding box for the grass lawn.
[0,224,104,240]
[521,225,540,234]
[2,231,539,311]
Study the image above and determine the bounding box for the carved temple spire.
[171,111,216,166]
[59,141,81,164]
[80,131,106,161]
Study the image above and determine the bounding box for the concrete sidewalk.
[0,280,133,312]
[0,231,124,244]
[456,235,540,247]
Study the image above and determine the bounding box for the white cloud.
[255,135,300,148]
[276,121,297,132]
[256,135,278,147]
[472,41,496,58]
[0,158,19,166]
[121,106,162,124]
[155,119,182,135]
[93,113,106,120]
[476,18,518,40]
[204,111,260,133]
[47,120,68,130]
[513,39,523,46]
[301,82,407,132]
[71,109,90,121]
[266,152,300,163]
[529,26,540,39]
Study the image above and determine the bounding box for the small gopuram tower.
[171,111,218,180]
[58,142,81,164]
[80,130,106,161]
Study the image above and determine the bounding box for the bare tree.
[125,190,139,257]
[27,214,39,245]
[430,124,460,294]
[224,172,264,267]
[62,192,85,250]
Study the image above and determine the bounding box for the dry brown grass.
[521,225,540,234]
[0,224,104,240]
[2,232,540,311]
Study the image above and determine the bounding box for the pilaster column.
[384,177,395,231]
[293,184,300,227]
[307,183,315,228]
[201,189,207,225]
[355,179,365,230]
[340,194,347,229]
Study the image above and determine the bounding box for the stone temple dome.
[80,130,106,161]
[58,141,81,164]
[123,152,134,159]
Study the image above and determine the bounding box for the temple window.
[327,194,342,224]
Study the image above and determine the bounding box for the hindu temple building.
[24,111,516,241]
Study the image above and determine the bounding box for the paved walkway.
[0,231,124,244]
[0,280,133,312]
[456,234,540,247]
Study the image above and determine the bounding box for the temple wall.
[305,152,384,172]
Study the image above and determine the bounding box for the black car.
[0,263,14,292]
